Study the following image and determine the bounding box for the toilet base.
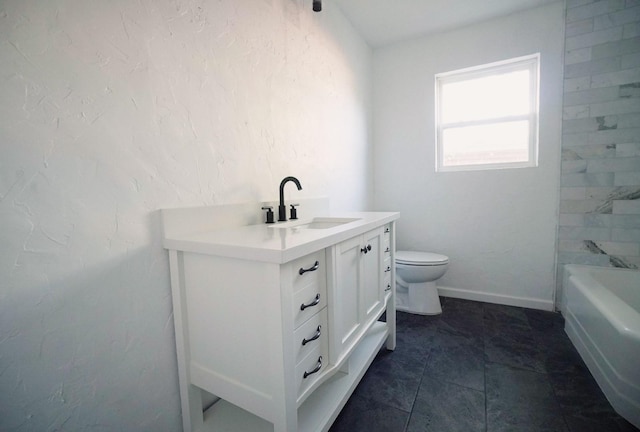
[396,281,442,315]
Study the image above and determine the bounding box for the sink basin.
[303,218,361,229]
[269,217,361,230]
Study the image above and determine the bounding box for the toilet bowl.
[395,251,449,315]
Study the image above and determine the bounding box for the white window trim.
[435,54,540,173]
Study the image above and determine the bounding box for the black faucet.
[278,176,302,221]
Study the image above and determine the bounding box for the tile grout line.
[403,330,432,432]
[530,312,574,432]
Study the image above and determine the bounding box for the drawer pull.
[299,260,320,275]
[385,247,391,253]
[303,356,323,379]
[385,266,391,272]
[302,325,322,346]
[300,294,320,311]
[385,284,392,292]
[385,227,390,233]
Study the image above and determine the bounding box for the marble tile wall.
[558,0,640,300]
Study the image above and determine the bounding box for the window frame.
[435,54,540,172]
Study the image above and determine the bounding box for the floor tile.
[542,337,589,376]
[423,329,485,391]
[330,393,409,432]
[395,312,438,366]
[616,417,640,432]
[352,348,424,412]
[484,302,529,327]
[437,300,485,339]
[549,368,619,421]
[564,414,636,432]
[407,376,485,432]
[330,299,640,432]
[441,296,485,315]
[486,362,568,432]
[484,320,547,373]
[525,308,565,334]
[397,310,441,330]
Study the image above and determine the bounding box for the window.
[435,54,539,172]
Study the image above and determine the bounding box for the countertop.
[163,211,400,263]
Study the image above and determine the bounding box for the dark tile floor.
[330,297,639,432]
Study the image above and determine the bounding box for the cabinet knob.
[360,244,372,254]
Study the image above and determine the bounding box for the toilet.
[395,250,449,315]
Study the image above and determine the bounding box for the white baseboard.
[437,286,555,311]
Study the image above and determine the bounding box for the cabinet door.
[333,235,363,358]
[361,227,384,323]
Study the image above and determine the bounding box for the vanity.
[162,199,399,432]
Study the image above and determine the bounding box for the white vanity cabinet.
[162,205,398,432]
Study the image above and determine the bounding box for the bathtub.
[562,264,640,428]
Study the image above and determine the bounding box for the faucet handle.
[261,206,275,224]
[290,204,299,220]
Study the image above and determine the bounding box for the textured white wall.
[0,0,372,430]
[372,2,565,309]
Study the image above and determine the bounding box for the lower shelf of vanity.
[198,321,389,432]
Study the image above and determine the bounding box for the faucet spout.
[278,176,302,222]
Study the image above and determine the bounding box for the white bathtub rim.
[565,265,640,341]
[569,274,640,341]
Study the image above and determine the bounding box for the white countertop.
[163,212,400,263]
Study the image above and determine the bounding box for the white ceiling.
[333,0,561,47]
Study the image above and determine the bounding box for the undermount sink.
[269,217,361,230]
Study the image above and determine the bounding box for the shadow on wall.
[0,211,182,432]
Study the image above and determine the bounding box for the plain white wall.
[373,2,565,310]
[0,0,372,430]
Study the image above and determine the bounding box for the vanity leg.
[385,303,396,351]
[169,250,205,431]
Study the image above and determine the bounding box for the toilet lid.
[396,250,449,265]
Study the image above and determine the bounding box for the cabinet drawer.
[293,281,327,328]
[290,250,326,293]
[293,308,328,365]
[295,344,327,399]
